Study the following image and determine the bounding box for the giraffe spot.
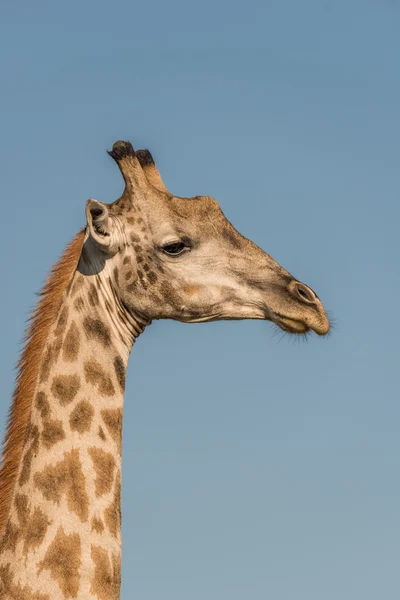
[25,419,38,443]
[143,264,150,272]
[0,562,50,600]
[39,345,54,384]
[23,507,50,555]
[91,545,121,600]
[101,408,122,454]
[123,256,130,265]
[39,526,81,599]
[125,269,133,280]
[137,255,143,264]
[83,316,111,347]
[113,266,119,288]
[41,419,65,449]
[147,271,158,285]
[137,217,143,225]
[51,373,80,405]
[34,449,89,522]
[104,471,121,538]
[52,338,63,363]
[98,426,106,441]
[126,283,135,293]
[127,216,135,225]
[113,356,126,392]
[15,493,29,526]
[35,391,50,418]
[84,359,115,396]
[54,306,69,338]
[71,274,84,296]
[0,564,12,593]
[63,321,80,362]
[137,268,144,279]
[69,400,94,433]
[130,233,140,243]
[221,226,243,249]
[88,448,116,497]
[0,520,19,553]
[88,282,100,307]
[74,296,84,311]
[19,425,39,485]
[160,280,181,305]
[91,517,105,534]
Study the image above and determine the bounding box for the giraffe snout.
[283,279,330,335]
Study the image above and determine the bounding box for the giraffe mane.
[0,229,85,536]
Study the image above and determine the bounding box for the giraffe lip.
[271,314,310,334]
[271,312,330,336]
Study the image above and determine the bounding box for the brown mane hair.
[0,229,85,535]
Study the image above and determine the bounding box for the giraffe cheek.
[182,285,200,298]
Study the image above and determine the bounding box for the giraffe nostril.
[293,282,316,303]
[298,288,309,300]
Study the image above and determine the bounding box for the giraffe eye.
[162,241,187,256]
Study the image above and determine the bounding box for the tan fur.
[0,230,85,537]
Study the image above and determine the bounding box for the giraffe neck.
[0,256,147,600]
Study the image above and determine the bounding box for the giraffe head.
[83,140,329,336]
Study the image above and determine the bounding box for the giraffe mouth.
[272,315,310,334]
[271,312,330,336]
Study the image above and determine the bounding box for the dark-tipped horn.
[135,148,153,167]
[107,140,148,192]
[136,149,169,194]
[107,140,136,162]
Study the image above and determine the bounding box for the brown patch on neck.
[39,526,81,598]
[0,561,50,599]
[101,408,122,455]
[0,230,85,537]
[34,448,89,522]
[104,470,121,538]
[91,545,121,600]
[88,448,116,497]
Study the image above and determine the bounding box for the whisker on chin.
[269,321,311,345]
[325,309,336,336]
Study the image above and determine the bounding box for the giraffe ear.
[86,199,117,253]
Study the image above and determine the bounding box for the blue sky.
[1,1,399,598]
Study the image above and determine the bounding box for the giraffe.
[0,140,330,599]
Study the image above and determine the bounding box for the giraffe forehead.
[114,193,220,230]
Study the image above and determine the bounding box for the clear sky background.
[1,1,399,598]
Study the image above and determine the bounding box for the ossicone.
[135,149,155,167]
[107,140,135,162]
[107,139,148,192]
